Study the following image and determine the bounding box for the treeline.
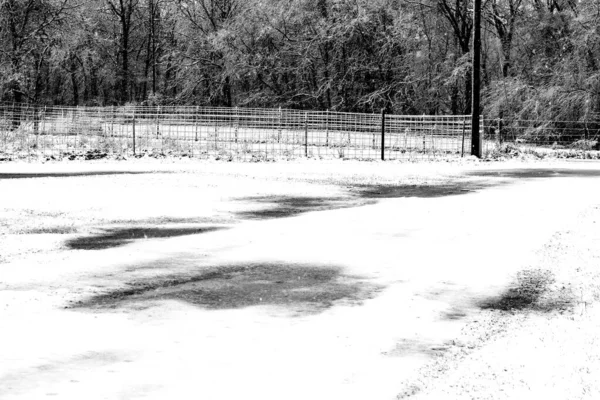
[1,0,599,121]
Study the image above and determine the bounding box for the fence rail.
[0,103,494,160]
[486,118,600,148]
[5,103,599,160]
[36,103,600,160]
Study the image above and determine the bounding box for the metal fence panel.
[0,102,485,161]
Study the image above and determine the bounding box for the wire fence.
[483,118,600,159]
[0,103,482,161]
[4,102,600,161]
[5,103,597,161]
[487,118,600,148]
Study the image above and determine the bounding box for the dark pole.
[132,109,136,156]
[461,117,466,157]
[471,0,482,158]
[381,108,386,161]
[304,112,309,157]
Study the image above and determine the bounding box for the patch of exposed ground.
[0,171,157,179]
[396,204,600,399]
[66,226,227,250]
[71,263,383,315]
[469,168,600,179]
[235,195,371,219]
[351,181,492,199]
[236,180,496,220]
[479,268,574,313]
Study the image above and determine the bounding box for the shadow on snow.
[237,181,491,220]
[351,181,490,199]
[72,263,384,315]
[66,226,226,250]
[468,168,600,179]
[0,171,156,180]
[236,196,371,219]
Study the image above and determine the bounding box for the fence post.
[497,112,504,145]
[42,106,47,136]
[304,112,308,157]
[461,117,466,157]
[214,117,218,150]
[74,105,80,153]
[584,115,589,143]
[1,104,4,150]
[480,115,484,155]
[33,104,39,135]
[156,105,161,136]
[195,106,199,142]
[11,101,18,131]
[132,108,136,156]
[381,109,386,161]
[326,109,330,147]
[278,106,282,143]
[235,106,239,143]
[373,115,376,149]
[11,102,15,128]
[110,105,115,137]
[430,122,435,154]
[422,115,426,151]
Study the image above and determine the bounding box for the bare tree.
[487,0,524,77]
[0,0,72,103]
[105,0,139,102]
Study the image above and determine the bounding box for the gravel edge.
[397,204,600,399]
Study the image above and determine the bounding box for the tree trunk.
[121,30,130,102]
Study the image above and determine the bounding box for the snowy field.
[1,159,600,399]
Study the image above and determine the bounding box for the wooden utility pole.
[471,0,482,157]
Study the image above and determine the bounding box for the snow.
[1,159,599,399]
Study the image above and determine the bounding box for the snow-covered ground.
[1,159,599,399]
